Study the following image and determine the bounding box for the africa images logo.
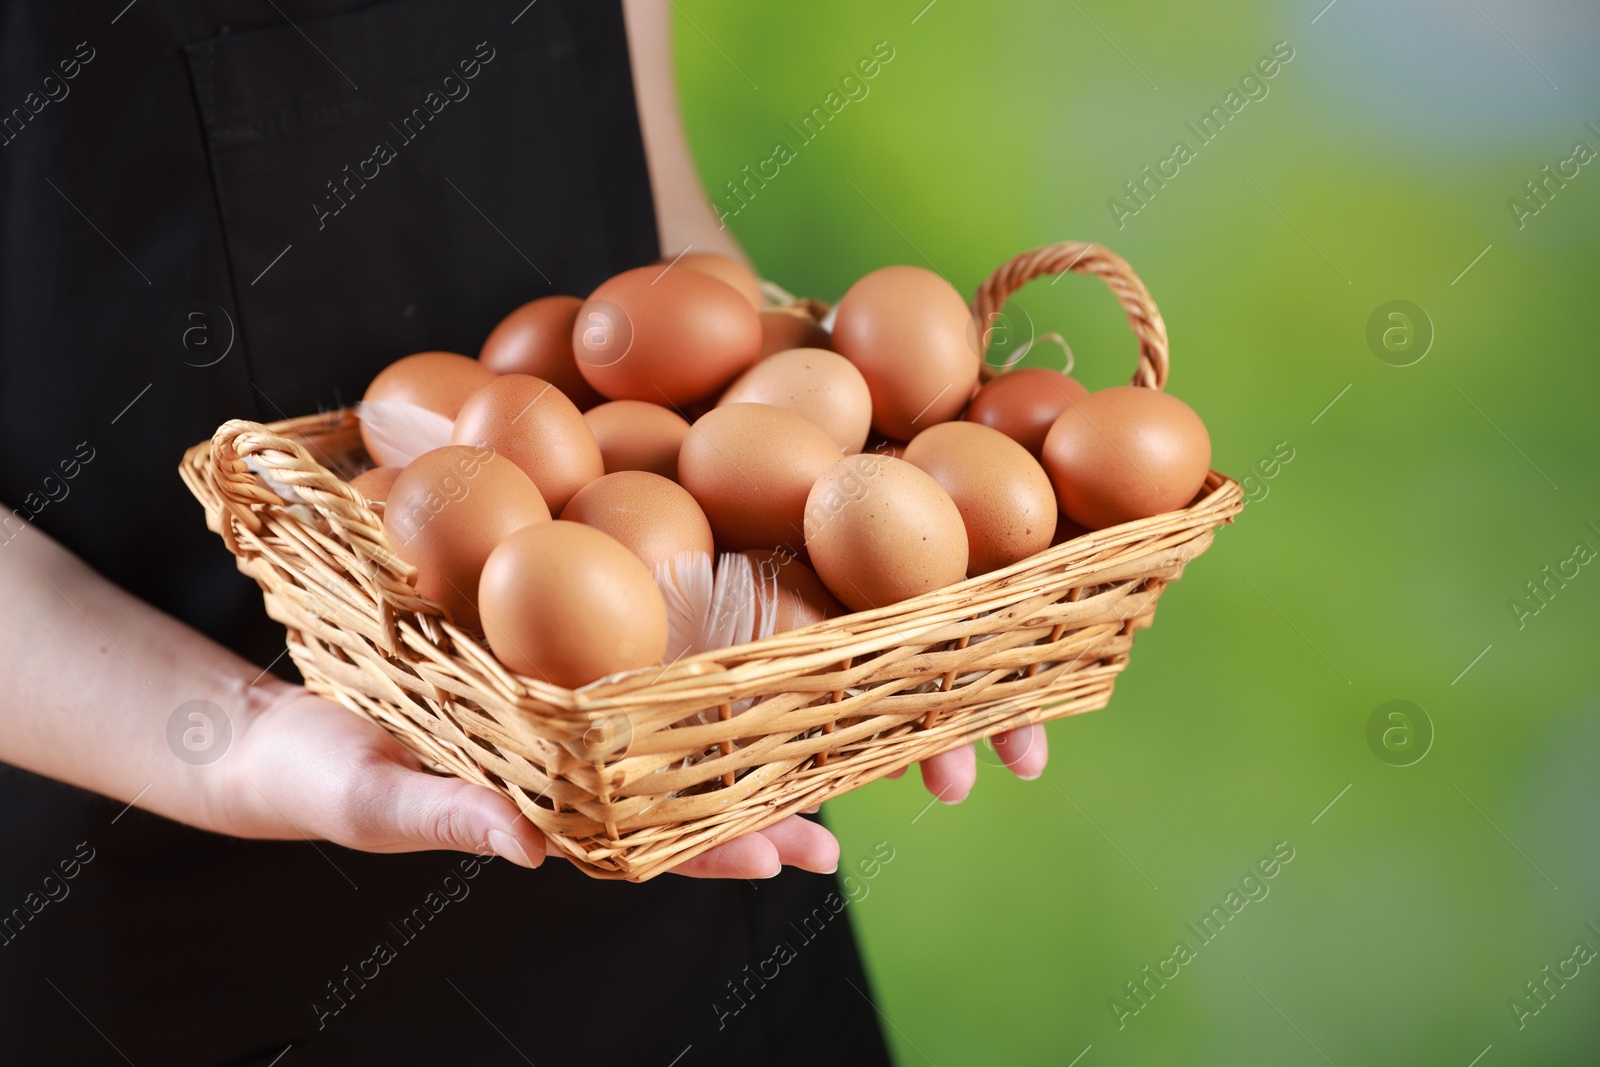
[1109,841,1296,1029]
[1106,40,1295,230]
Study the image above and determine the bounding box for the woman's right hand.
[1,520,836,882]
[214,682,840,880]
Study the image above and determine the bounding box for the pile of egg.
[352,253,1211,688]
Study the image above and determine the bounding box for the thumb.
[368,765,547,869]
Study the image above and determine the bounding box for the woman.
[0,2,1047,1062]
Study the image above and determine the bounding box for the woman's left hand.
[886,724,1050,802]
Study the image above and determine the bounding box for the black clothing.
[0,3,890,1063]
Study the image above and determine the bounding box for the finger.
[919,744,976,804]
[992,723,1048,781]
[361,764,547,869]
[755,814,839,874]
[670,830,781,880]
[885,766,906,780]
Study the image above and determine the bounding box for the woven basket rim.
[183,415,1239,705]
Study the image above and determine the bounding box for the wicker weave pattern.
[179,242,1242,881]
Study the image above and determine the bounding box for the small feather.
[356,399,453,468]
[656,551,714,665]
[655,550,783,663]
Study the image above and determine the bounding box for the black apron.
[0,3,889,1063]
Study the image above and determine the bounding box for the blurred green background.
[675,1,1600,1063]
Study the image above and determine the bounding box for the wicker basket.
[180,241,1242,882]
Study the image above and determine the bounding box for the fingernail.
[1017,769,1043,782]
[488,828,538,869]
[822,861,839,874]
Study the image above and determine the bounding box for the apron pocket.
[182,0,654,416]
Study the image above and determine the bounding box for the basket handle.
[971,241,1169,390]
[208,418,418,594]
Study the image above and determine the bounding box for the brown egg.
[479,522,667,688]
[759,310,831,358]
[349,466,400,505]
[1042,386,1212,529]
[360,351,493,467]
[718,348,872,454]
[383,446,550,630]
[363,351,492,417]
[830,266,980,440]
[572,266,761,404]
[966,367,1090,458]
[561,471,713,571]
[904,422,1056,575]
[742,550,846,633]
[449,374,603,514]
[672,251,762,308]
[478,295,605,410]
[678,404,840,552]
[804,454,968,612]
[583,400,691,480]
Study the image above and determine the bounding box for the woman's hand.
[214,683,839,879]
[887,724,1050,802]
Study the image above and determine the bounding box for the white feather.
[657,551,714,664]
[356,399,454,468]
[654,551,779,663]
[655,551,778,725]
